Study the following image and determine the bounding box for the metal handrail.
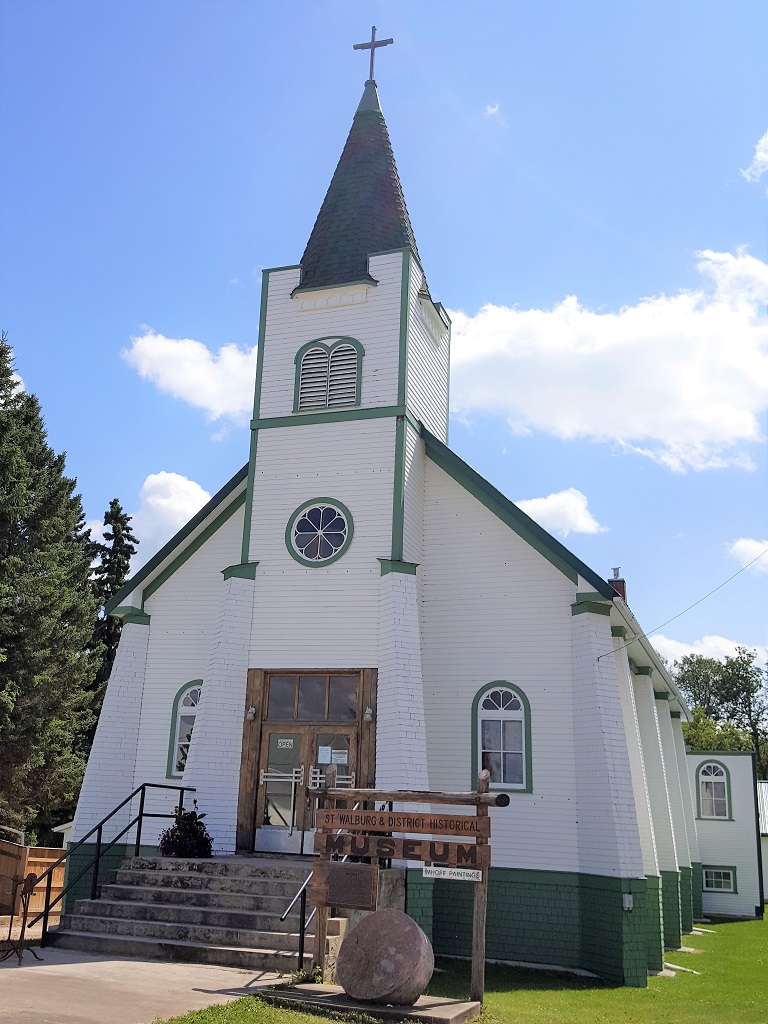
[28,782,195,944]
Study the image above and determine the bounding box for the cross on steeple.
[353,26,394,82]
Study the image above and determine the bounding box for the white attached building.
[71,77,763,984]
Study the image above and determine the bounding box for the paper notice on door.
[318,745,333,765]
[331,749,348,765]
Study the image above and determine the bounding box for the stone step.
[100,883,305,915]
[52,928,300,972]
[59,912,310,951]
[72,898,310,934]
[124,856,313,881]
[112,868,304,897]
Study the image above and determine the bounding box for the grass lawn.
[156,915,766,1024]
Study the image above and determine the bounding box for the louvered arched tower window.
[294,337,364,412]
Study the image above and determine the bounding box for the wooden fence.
[0,841,65,917]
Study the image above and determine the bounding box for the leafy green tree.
[671,654,724,719]
[682,707,752,753]
[0,335,99,841]
[717,647,768,777]
[90,499,138,712]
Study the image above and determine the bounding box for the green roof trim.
[222,562,259,581]
[611,626,628,638]
[110,607,151,625]
[572,601,611,617]
[421,427,616,597]
[105,464,249,615]
[378,558,419,576]
[629,660,653,676]
[295,80,422,293]
[653,690,670,700]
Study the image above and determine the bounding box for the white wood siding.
[246,418,396,666]
[257,255,403,419]
[405,265,450,440]
[421,460,581,873]
[633,678,679,872]
[402,421,425,565]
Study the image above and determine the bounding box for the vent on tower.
[298,346,330,410]
[328,344,358,406]
[296,341,362,412]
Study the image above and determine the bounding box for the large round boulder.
[336,908,434,1006]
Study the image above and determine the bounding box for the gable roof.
[421,426,617,599]
[296,80,422,293]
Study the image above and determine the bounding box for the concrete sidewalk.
[0,947,283,1024]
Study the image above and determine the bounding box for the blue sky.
[2,1,767,665]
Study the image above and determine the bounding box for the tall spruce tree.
[0,335,99,841]
[90,499,138,709]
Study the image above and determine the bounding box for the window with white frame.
[168,683,202,777]
[703,867,735,892]
[698,761,729,818]
[476,685,529,790]
[295,338,363,412]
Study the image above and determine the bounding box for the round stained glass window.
[286,499,354,566]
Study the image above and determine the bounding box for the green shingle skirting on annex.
[421,427,616,598]
[406,866,657,986]
[660,869,682,949]
[691,862,703,918]
[679,865,694,934]
[643,874,665,972]
[62,843,158,912]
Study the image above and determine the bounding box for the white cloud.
[448,249,768,472]
[741,129,768,187]
[123,329,257,424]
[727,537,768,573]
[516,487,606,538]
[483,103,500,118]
[85,518,106,546]
[131,471,211,565]
[652,633,768,667]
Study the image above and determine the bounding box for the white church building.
[71,75,763,985]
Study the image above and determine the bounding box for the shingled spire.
[297,80,422,292]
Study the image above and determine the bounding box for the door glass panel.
[315,732,351,767]
[297,675,326,719]
[328,675,358,719]
[267,676,295,719]
[263,732,301,828]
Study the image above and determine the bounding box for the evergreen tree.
[0,335,99,841]
[90,498,138,711]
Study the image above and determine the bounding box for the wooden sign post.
[310,769,507,1003]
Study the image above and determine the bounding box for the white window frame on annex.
[293,336,365,413]
[471,681,532,793]
[166,681,203,778]
[702,865,737,893]
[696,759,732,820]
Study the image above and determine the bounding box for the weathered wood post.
[313,762,337,978]
[471,769,490,1003]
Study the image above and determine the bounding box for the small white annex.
[71,77,763,985]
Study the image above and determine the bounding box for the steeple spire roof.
[297,80,422,292]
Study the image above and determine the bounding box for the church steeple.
[296,79,422,293]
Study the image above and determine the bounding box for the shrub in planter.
[158,801,213,858]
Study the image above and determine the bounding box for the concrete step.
[52,928,300,972]
[112,868,304,897]
[99,883,300,914]
[125,856,313,881]
[71,898,309,934]
[59,912,310,951]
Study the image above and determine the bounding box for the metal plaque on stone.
[311,860,378,911]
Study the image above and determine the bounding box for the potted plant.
[157,801,213,858]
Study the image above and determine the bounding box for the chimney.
[609,566,626,602]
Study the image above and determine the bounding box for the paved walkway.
[0,948,283,1024]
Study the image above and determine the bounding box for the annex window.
[472,682,532,792]
[167,681,202,778]
[697,761,730,819]
[294,337,364,412]
[265,672,359,722]
[703,866,736,893]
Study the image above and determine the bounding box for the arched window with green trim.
[471,681,532,792]
[167,681,203,778]
[294,337,364,412]
[696,759,731,819]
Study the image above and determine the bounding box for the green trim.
[378,558,419,576]
[694,758,734,821]
[292,336,365,412]
[222,562,259,581]
[611,626,628,638]
[670,711,681,719]
[629,661,653,676]
[572,601,611,617]
[471,681,533,794]
[284,497,354,568]
[251,404,404,430]
[105,465,248,615]
[653,690,669,699]
[398,249,412,407]
[291,277,378,297]
[109,606,151,625]
[702,864,738,894]
[143,491,246,604]
[252,268,271,421]
[422,428,617,595]
[166,680,203,779]
[575,591,610,603]
[391,416,406,561]
[686,749,756,755]
[241,429,259,563]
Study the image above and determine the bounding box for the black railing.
[29,782,195,945]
